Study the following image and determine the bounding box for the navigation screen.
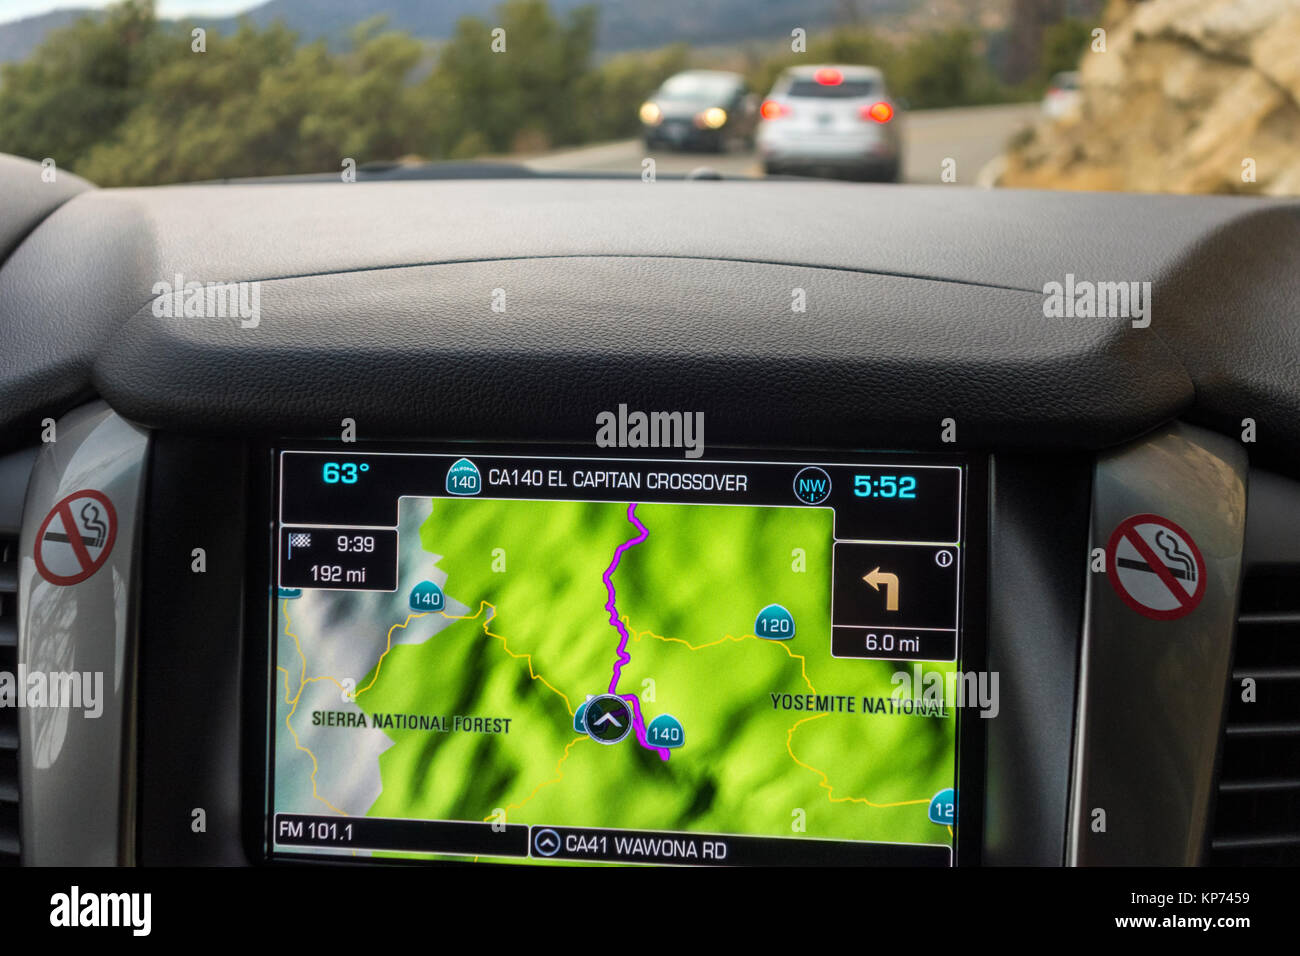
[269,448,969,866]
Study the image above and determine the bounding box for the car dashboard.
[2,153,1299,870]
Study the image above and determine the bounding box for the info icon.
[792,466,832,505]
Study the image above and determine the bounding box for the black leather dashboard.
[2,153,1299,472]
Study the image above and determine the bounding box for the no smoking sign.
[1105,513,1206,621]
[34,489,118,586]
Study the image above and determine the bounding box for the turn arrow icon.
[863,567,899,611]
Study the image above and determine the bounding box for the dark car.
[639,69,758,152]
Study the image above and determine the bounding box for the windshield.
[785,79,880,98]
[0,0,1293,194]
[657,74,739,101]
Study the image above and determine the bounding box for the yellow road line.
[786,713,931,809]
[486,735,588,822]
[630,622,817,694]
[283,591,941,833]
[281,600,348,816]
[441,601,576,716]
[351,611,430,698]
[630,617,936,813]
[631,617,936,816]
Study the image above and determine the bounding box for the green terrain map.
[274,495,957,862]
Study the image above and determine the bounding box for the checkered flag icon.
[289,533,312,548]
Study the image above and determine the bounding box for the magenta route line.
[602,502,669,762]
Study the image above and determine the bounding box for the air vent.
[0,449,36,867]
[0,446,36,867]
[0,532,17,866]
[1209,568,1300,864]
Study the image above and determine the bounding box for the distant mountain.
[0,8,89,63]
[0,0,907,63]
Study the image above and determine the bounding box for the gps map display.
[269,448,968,866]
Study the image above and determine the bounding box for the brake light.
[861,101,894,123]
[760,100,789,120]
[814,67,843,86]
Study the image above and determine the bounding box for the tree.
[896,30,1000,109]
[0,0,162,168]
[415,1,599,157]
[1039,18,1094,85]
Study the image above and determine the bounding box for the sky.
[0,0,260,24]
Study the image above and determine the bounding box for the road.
[525,102,1040,184]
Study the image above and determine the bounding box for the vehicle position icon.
[582,694,634,744]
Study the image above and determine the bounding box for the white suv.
[756,65,903,181]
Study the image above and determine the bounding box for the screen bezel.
[254,441,987,867]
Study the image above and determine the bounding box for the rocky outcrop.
[1001,0,1300,195]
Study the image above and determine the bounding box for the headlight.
[697,106,727,130]
[639,101,663,125]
